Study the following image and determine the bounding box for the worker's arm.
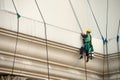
[81,33,87,38]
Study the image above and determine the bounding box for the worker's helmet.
[86,29,91,33]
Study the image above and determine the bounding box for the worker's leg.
[89,44,94,60]
[79,47,84,59]
[86,50,89,62]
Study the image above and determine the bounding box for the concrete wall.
[1,0,120,54]
[0,28,103,80]
[0,0,120,80]
[0,27,120,80]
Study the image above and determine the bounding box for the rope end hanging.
[17,13,21,19]
[117,35,119,42]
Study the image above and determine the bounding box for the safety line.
[11,19,19,80]
[117,20,120,80]
[117,20,120,36]
[68,0,88,80]
[68,0,89,79]
[68,0,83,33]
[11,0,21,80]
[1,10,82,35]
[84,55,87,80]
[86,0,103,38]
[34,0,50,80]
[106,0,109,40]
[102,45,105,80]
[11,0,18,13]
[105,0,110,79]
[86,0,107,79]
[86,0,106,43]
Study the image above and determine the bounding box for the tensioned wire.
[117,20,120,80]
[68,0,89,80]
[11,0,50,80]
[105,0,110,79]
[11,0,21,80]
[34,0,50,80]
[68,0,83,33]
[85,0,106,80]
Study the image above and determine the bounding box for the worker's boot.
[79,56,83,59]
[86,56,89,62]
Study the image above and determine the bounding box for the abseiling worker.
[80,29,94,62]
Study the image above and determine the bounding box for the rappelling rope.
[68,0,83,33]
[116,20,120,80]
[34,0,50,79]
[105,0,110,79]
[86,0,106,80]
[68,0,88,80]
[11,0,21,80]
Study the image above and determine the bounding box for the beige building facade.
[0,0,120,80]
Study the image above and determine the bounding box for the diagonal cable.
[117,19,120,80]
[68,1,89,80]
[11,0,21,80]
[105,0,110,79]
[34,0,50,80]
[68,0,83,33]
[86,0,104,40]
[86,0,107,79]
